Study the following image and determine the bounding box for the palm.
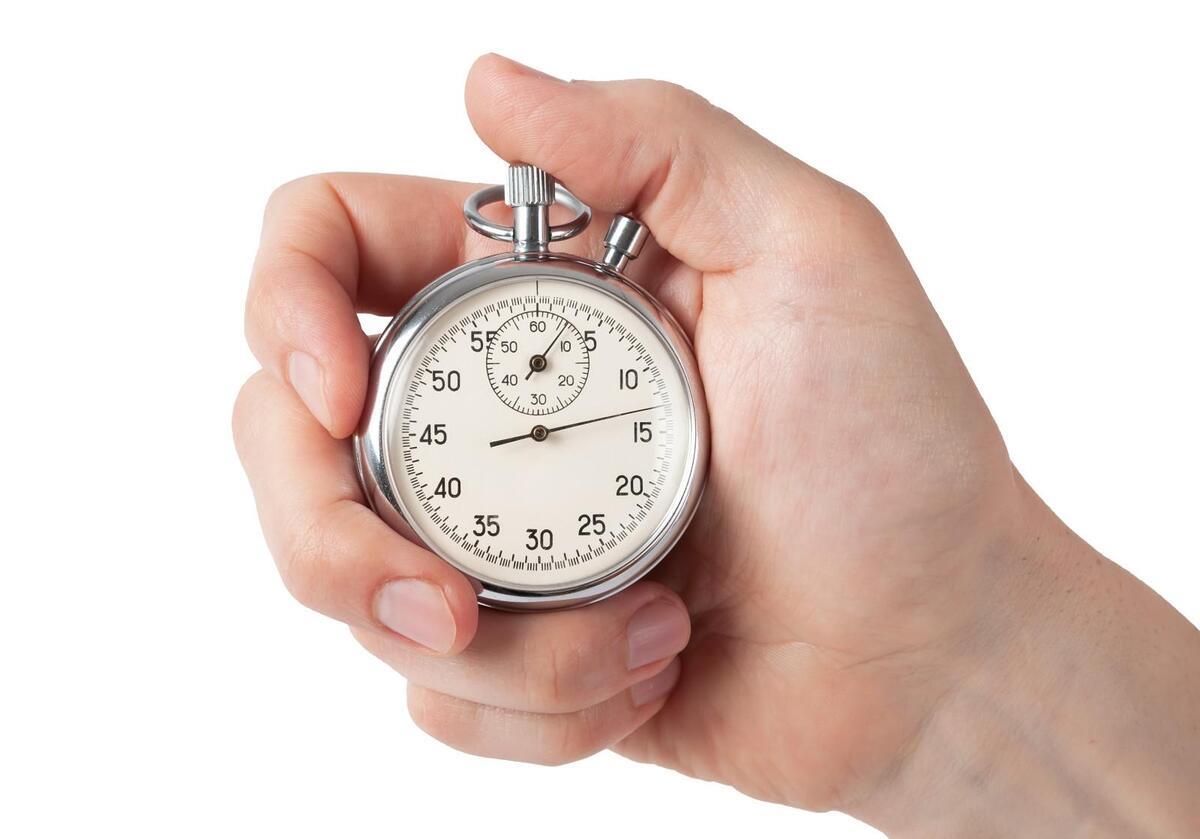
[233,58,1085,828]
[614,222,1019,810]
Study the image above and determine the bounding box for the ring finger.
[352,581,690,714]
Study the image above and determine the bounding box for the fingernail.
[627,599,690,670]
[287,351,333,430]
[491,53,563,83]
[630,658,681,708]
[376,579,456,654]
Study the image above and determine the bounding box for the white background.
[2,3,1197,837]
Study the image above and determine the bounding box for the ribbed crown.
[504,164,556,207]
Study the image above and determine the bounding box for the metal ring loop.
[463,183,592,243]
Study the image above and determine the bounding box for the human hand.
[235,55,1200,835]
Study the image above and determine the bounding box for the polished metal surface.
[601,215,649,272]
[505,164,556,253]
[504,163,555,207]
[358,166,708,611]
[463,173,591,250]
[511,205,551,254]
[355,252,709,611]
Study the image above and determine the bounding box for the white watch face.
[382,275,696,592]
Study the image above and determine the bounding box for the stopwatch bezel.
[354,252,709,611]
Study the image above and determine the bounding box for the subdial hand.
[489,405,664,448]
[525,322,569,380]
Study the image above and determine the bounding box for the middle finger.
[352,581,690,714]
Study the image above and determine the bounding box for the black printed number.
[470,330,497,352]
[615,474,645,496]
[419,424,447,445]
[525,528,553,550]
[433,477,461,498]
[577,514,606,536]
[472,515,499,537]
[431,370,460,391]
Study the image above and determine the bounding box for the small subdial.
[485,310,590,415]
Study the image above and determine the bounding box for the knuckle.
[406,686,453,742]
[406,687,486,756]
[231,370,272,453]
[244,268,289,348]
[521,629,587,711]
[246,266,305,352]
[624,78,711,118]
[835,185,890,240]
[263,173,322,217]
[277,510,334,611]
[771,181,895,263]
[244,261,288,357]
[405,686,608,767]
[542,710,607,766]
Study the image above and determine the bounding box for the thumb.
[465,54,855,273]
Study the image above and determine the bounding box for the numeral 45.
[419,424,447,445]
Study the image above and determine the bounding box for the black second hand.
[488,405,664,448]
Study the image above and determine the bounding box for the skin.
[234,55,1200,836]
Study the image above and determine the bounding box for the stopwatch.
[355,164,709,610]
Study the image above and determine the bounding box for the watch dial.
[384,275,695,591]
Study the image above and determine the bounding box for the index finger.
[245,174,480,437]
[233,369,480,653]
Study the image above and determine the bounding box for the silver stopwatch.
[355,164,709,610]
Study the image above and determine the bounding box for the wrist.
[851,478,1200,837]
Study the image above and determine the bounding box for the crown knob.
[505,164,554,253]
[463,165,592,254]
[505,164,555,208]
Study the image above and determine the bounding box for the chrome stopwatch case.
[355,164,709,610]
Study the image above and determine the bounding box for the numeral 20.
[615,474,645,496]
